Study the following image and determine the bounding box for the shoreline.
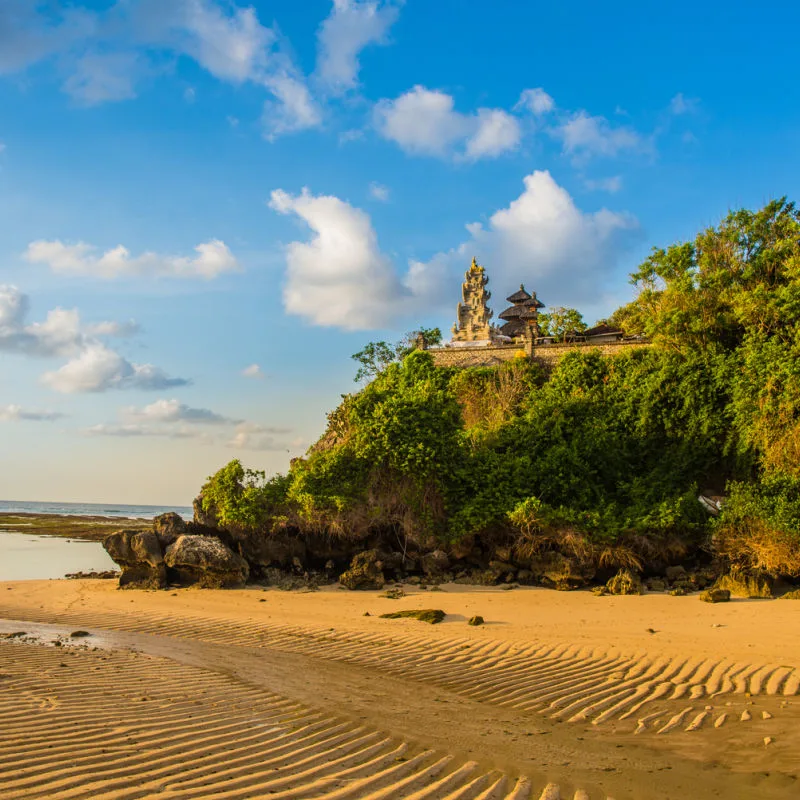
[0,512,151,542]
[2,579,798,799]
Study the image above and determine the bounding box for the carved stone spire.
[451,257,493,341]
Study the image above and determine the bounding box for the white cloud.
[368,182,389,202]
[412,170,639,309]
[24,238,239,280]
[269,187,411,329]
[0,404,64,422]
[0,1,95,75]
[228,422,291,451]
[63,51,142,105]
[583,175,623,193]
[241,363,264,378]
[85,423,206,440]
[374,86,519,160]
[261,71,322,140]
[41,343,190,394]
[465,109,521,160]
[515,87,555,115]
[121,398,233,425]
[315,0,401,94]
[555,111,647,161]
[669,92,699,115]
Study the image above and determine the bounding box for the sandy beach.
[1,581,798,799]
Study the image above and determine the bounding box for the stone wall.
[429,340,649,370]
[428,344,527,368]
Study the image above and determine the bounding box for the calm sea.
[0,500,193,581]
[0,500,193,520]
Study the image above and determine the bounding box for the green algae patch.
[380,609,445,624]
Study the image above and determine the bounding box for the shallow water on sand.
[0,532,117,580]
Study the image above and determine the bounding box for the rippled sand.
[1,580,798,799]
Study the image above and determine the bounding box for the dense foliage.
[202,200,800,575]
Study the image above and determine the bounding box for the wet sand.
[1,580,798,799]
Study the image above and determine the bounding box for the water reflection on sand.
[0,532,116,580]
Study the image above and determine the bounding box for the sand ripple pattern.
[2,601,797,732]
[1,641,572,800]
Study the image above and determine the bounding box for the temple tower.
[451,257,493,341]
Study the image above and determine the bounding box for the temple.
[451,257,493,342]
[498,285,545,340]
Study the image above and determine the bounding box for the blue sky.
[1,0,798,504]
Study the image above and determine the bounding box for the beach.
[1,580,798,799]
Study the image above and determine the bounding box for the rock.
[715,571,773,599]
[488,560,517,579]
[164,535,249,588]
[531,552,595,590]
[421,550,450,576]
[238,532,307,572]
[646,578,667,592]
[665,565,686,581]
[468,615,485,626]
[339,550,385,590]
[592,585,609,596]
[669,587,687,596]
[700,588,731,603]
[779,589,800,599]
[192,493,218,528]
[153,512,188,549]
[606,569,643,596]
[379,609,445,624]
[103,529,166,589]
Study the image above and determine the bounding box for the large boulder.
[153,512,188,550]
[239,533,307,572]
[339,550,385,590]
[164,535,249,588]
[421,550,450,577]
[103,529,166,589]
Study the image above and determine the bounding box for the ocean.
[0,499,193,520]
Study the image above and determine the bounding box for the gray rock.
[103,529,166,589]
[339,550,385,590]
[421,549,450,576]
[164,535,249,588]
[153,512,188,550]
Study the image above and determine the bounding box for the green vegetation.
[538,306,587,341]
[201,199,800,578]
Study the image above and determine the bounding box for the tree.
[352,327,443,382]
[538,307,587,342]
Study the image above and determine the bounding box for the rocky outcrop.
[153,512,188,550]
[339,550,385,590]
[164,535,249,588]
[103,530,166,589]
[700,588,731,603]
[531,552,595,590]
[606,569,643,595]
[421,549,450,577]
[714,570,773,599]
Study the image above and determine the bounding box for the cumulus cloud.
[555,111,648,162]
[121,398,233,425]
[368,182,389,202]
[0,404,64,422]
[269,187,411,329]
[316,0,401,93]
[0,285,188,393]
[515,87,555,115]
[41,343,189,394]
[86,401,289,449]
[24,239,239,280]
[411,170,639,309]
[228,422,292,451]
[374,86,520,160]
[241,363,264,378]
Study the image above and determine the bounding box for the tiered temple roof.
[498,285,544,339]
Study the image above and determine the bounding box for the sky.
[1,0,798,505]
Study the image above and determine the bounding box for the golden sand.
[1,580,798,799]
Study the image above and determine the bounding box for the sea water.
[0,499,193,581]
[0,532,118,581]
